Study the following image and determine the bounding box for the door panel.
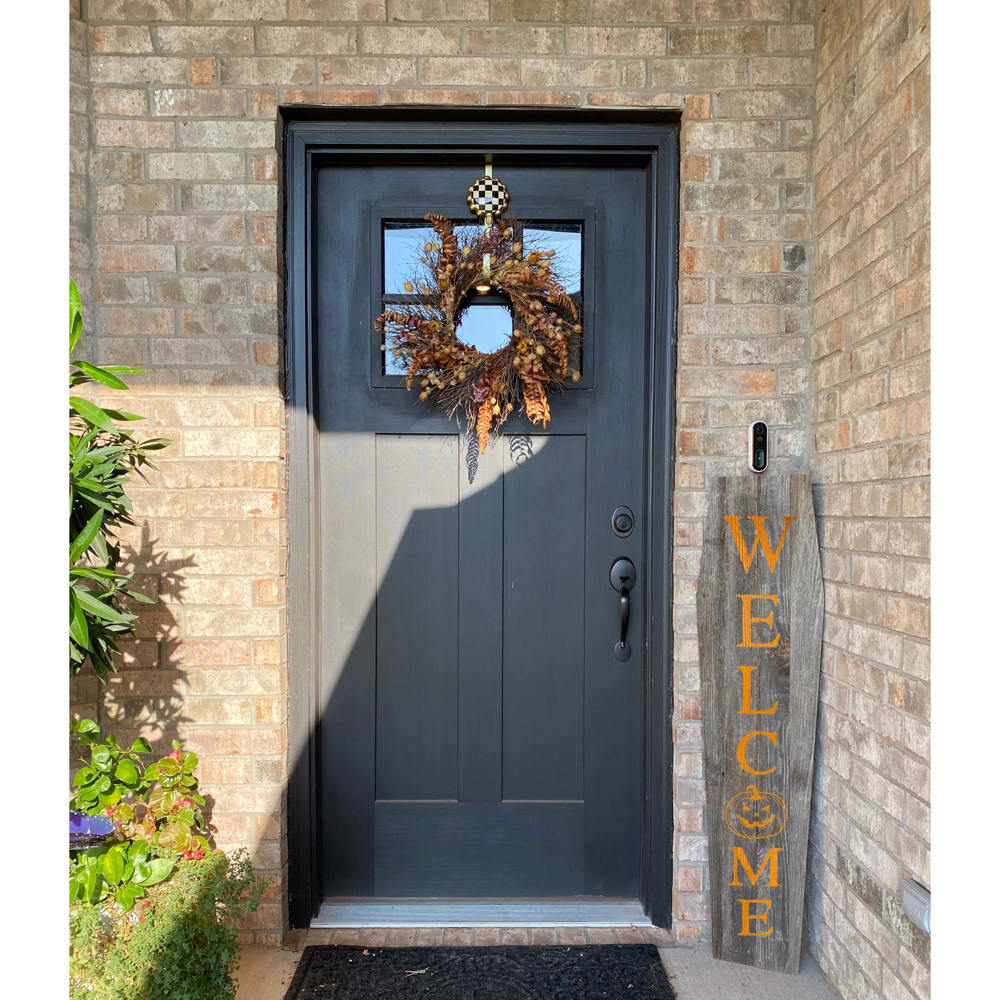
[316,158,648,899]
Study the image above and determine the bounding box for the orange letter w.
[724,515,796,573]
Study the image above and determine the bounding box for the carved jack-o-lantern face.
[724,784,787,840]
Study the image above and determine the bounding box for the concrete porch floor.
[235,931,838,1000]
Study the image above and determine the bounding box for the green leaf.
[114,758,140,785]
[76,718,101,736]
[72,361,129,391]
[128,840,150,861]
[72,766,95,787]
[100,408,143,422]
[69,396,118,433]
[91,745,112,770]
[74,587,136,625]
[115,884,143,911]
[131,737,152,754]
[69,591,90,650]
[139,857,174,887]
[102,848,125,886]
[100,366,147,375]
[114,757,139,785]
[156,756,180,777]
[71,567,124,581]
[70,281,82,354]
[70,509,104,565]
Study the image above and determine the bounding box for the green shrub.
[70,849,265,1000]
[70,719,211,910]
[69,279,169,681]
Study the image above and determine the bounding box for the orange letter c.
[736,730,778,775]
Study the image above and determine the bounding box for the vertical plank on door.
[458,437,504,802]
[375,434,459,800]
[502,435,587,802]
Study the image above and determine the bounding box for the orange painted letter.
[724,515,795,573]
[736,731,778,776]
[738,898,774,937]
[730,847,783,887]
[737,594,780,648]
[738,664,778,715]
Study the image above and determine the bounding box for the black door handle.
[609,557,637,662]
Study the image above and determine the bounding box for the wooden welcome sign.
[697,475,823,973]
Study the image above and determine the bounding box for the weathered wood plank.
[697,475,823,973]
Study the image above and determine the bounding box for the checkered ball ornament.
[467,175,509,219]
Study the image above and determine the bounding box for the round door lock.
[611,506,635,538]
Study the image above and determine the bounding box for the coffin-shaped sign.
[697,474,823,973]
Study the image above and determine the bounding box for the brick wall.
[70,0,834,951]
[805,2,929,999]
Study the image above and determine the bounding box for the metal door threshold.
[314,899,650,928]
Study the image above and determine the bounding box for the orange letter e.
[737,594,780,648]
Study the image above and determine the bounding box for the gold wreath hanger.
[479,159,494,290]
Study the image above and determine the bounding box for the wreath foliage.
[376,214,582,454]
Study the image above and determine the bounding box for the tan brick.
[685,120,781,149]
[714,88,812,119]
[717,151,811,180]
[90,0,186,17]
[678,369,777,397]
[290,0,387,18]
[260,26,358,54]
[670,26,765,55]
[149,215,245,243]
[466,26,562,55]
[492,0,586,20]
[220,58,315,86]
[98,306,174,337]
[94,88,149,117]
[590,0,689,20]
[90,26,153,54]
[153,25,255,54]
[153,88,247,118]
[567,27,666,55]
[651,57,747,88]
[694,0,790,18]
[91,56,189,84]
[419,57,517,86]
[148,152,245,180]
[190,0,287,18]
[180,184,277,213]
[283,89,379,105]
[99,245,176,274]
[684,182,780,212]
[150,339,248,366]
[319,56,417,85]
[96,120,175,149]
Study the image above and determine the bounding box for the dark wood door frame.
[282,109,680,929]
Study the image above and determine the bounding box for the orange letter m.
[724,515,796,573]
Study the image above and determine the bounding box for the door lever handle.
[609,557,637,662]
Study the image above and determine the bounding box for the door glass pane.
[384,222,434,294]
[384,222,488,294]
[381,220,583,378]
[456,304,513,355]
[524,223,582,295]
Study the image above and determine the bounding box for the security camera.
[748,422,768,473]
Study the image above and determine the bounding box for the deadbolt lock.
[611,506,635,538]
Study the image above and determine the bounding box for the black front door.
[310,147,660,902]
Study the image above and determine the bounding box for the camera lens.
[754,448,766,469]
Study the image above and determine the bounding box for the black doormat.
[283,944,676,999]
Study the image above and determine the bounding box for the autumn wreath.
[375,213,582,454]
